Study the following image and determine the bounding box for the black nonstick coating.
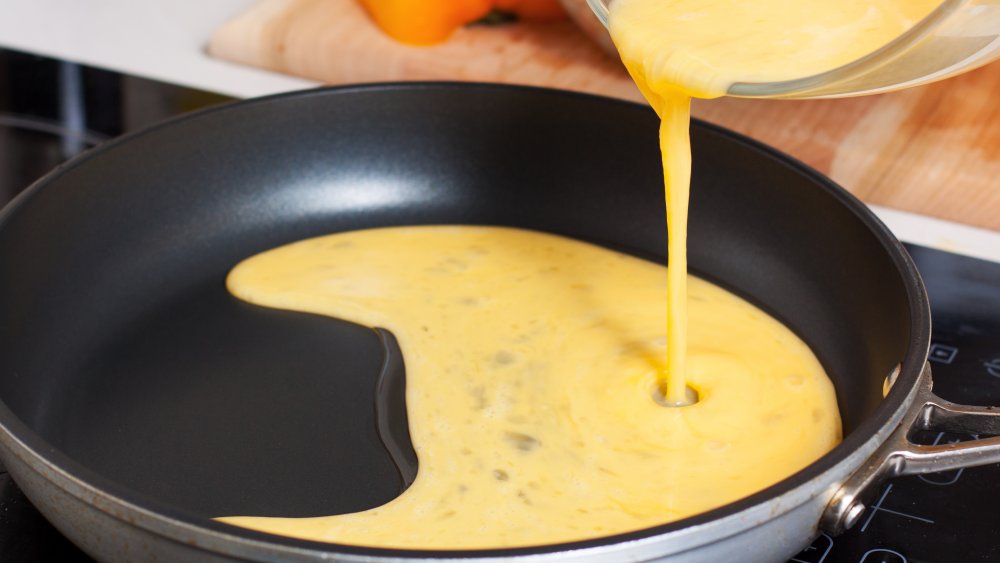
[0,84,926,554]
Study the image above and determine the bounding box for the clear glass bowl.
[586,0,1000,99]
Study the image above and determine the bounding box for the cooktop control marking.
[859,484,934,532]
[928,343,959,364]
[984,358,1000,378]
[790,533,833,563]
[857,548,907,563]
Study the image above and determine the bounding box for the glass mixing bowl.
[586,0,1000,98]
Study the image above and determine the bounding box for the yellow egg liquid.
[608,0,939,403]
[220,226,840,548]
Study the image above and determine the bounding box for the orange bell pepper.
[360,0,567,46]
[359,0,493,45]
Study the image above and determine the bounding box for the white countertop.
[0,0,317,98]
[3,0,1000,262]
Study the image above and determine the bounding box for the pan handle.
[821,362,1000,535]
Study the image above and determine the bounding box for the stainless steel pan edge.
[0,361,922,563]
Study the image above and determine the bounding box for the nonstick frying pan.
[1,83,999,562]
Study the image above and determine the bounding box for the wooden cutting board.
[209,0,1000,231]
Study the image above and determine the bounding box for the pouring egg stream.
[217,0,938,549]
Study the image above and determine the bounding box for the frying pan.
[1,83,999,562]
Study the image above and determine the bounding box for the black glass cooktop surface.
[792,243,1000,563]
[1,47,998,563]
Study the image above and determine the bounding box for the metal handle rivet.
[843,502,866,530]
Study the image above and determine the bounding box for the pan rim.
[0,82,931,559]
